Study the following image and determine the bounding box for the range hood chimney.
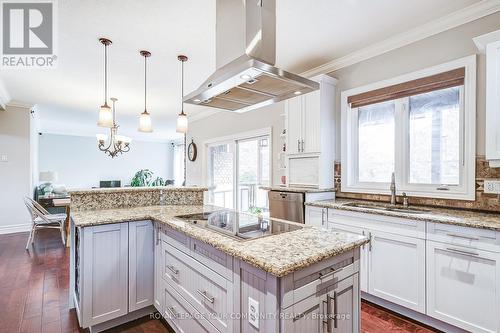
[184,0,319,113]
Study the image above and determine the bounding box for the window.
[358,101,395,183]
[206,129,271,213]
[341,56,476,200]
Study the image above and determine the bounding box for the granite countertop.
[260,186,336,193]
[306,198,500,231]
[69,186,207,195]
[71,205,368,277]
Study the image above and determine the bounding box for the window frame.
[341,55,476,200]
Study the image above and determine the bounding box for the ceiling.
[0,0,481,141]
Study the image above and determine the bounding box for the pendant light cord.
[144,55,147,112]
[181,59,184,115]
[104,43,108,105]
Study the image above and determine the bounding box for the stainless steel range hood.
[184,0,319,113]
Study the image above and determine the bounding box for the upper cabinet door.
[303,90,321,154]
[287,96,303,155]
[82,223,129,327]
[486,40,500,164]
[129,220,154,312]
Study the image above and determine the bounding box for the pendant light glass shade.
[139,111,153,133]
[97,104,113,127]
[176,113,188,133]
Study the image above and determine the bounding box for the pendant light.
[138,50,153,132]
[97,38,113,128]
[176,55,188,133]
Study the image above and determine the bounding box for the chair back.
[23,197,39,221]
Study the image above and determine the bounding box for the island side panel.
[235,260,280,333]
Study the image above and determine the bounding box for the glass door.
[207,142,235,208]
[236,136,270,215]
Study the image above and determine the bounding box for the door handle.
[166,265,179,276]
[166,306,178,318]
[326,294,332,332]
[446,247,479,256]
[321,209,325,226]
[301,140,305,152]
[297,140,301,152]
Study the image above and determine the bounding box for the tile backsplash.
[334,156,500,212]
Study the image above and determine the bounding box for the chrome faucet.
[390,172,396,205]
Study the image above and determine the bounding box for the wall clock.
[188,139,197,162]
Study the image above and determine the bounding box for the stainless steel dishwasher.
[268,191,305,223]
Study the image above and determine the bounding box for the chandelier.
[96,97,131,158]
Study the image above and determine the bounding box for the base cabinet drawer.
[163,284,219,333]
[427,241,500,333]
[163,241,231,333]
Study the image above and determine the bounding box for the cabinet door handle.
[166,306,178,318]
[446,247,479,256]
[326,294,333,333]
[297,140,301,152]
[197,289,215,303]
[446,233,480,241]
[301,140,305,152]
[333,291,338,329]
[167,265,179,275]
[368,232,373,251]
[321,209,325,226]
[156,225,160,245]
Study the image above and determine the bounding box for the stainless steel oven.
[268,191,305,223]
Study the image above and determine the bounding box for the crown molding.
[301,0,500,77]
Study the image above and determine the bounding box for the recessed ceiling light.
[193,99,201,103]
[240,74,252,80]
[294,91,302,95]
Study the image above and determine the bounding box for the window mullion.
[394,97,408,192]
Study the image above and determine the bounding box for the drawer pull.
[167,265,179,275]
[197,289,215,303]
[446,233,480,241]
[318,267,336,280]
[166,306,178,318]
[446,247,479,256]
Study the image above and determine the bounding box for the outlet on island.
[248,297,259,329]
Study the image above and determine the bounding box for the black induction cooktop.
[175,210,302,240]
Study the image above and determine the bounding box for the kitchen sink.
[344,202,431,214]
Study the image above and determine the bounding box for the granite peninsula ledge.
[71,204,369,277]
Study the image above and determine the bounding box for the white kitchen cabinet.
[285,75,337,188]
[286,75,336,155]
[368,230,426,313]
[129,220,154,312]
[427,241,500,333]
[81,223,129,327]
[474,29,500,166]
[305,206,327,229]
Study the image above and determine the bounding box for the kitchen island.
[68,188,368,333]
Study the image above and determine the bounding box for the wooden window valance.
[347,67,465,108]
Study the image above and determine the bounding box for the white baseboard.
[0,223,31,235]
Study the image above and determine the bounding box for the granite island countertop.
[306,198,500,231]
[260,186,336,193]
[71,205,369,277]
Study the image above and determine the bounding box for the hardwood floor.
[0,229,439,333]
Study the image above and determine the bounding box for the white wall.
[330,11,500,159]
[38,133,173,189]
[186,102,285,187]
[0,104,33,232]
